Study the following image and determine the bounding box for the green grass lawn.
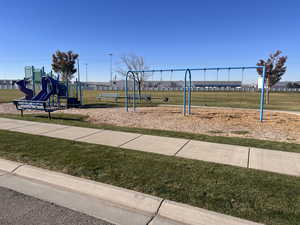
[0,130,299,225]
[2,89,300,111]
[1,113,300,153]
[0,89,22,103]
[83,90,300,111]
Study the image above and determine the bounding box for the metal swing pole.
[188,69,192,115]
[32,66,36,96]
[125,71,130,112]
[183,70,187,115]
[133,73,136,112]
[259,66,267,122]
[183,69,192,115]
[77,58,83,106]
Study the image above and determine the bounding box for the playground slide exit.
[16,80,34,100]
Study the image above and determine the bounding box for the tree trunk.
[266,78,270,104]
[266,88,270,104]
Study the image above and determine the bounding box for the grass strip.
[1,113,300,154]
[0,130,299,225]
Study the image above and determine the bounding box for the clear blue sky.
[0,0,299,81]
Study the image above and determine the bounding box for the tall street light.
[108,53,113,86]
[85,63,88,82]
[77,58,82,105]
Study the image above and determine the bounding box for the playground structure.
[25,66,44,95]
[125,66,267,121]
[13,66,82,118]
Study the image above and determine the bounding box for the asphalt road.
[0,186,114,225]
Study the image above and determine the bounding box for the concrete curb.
[0,159,264,225]
[0,173,152,225]
[150,200,263,225]
[0,158,23,173]
[13,165,162,216]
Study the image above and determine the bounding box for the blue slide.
[16,79,34,100]
[13,76,63,115]
[32,76,58,101]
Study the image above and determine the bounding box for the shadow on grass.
[80,103,121,108]
[34,114,86,122]
[0,113,88,123]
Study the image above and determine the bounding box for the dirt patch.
[0,103,19,114]
[61,106,300,144]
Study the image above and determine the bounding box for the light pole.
[77,58,82,105]
[85,63,88,82]
[108,53,113,86]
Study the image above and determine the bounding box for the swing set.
[125,66,267,121]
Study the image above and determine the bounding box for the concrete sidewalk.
[0,117,299,177]
[0,158,263,225]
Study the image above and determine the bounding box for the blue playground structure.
[125,66,267,122]
[13,72,82,119]
[14,75,67,118]
[15,79,34,100]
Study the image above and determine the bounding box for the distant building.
[109,80,242,89]
[273,81,300,88]
[2,77,299,90]
[110,80,184,89]
[144,81,184,88]
[193,81,242,88]
[256,80,300,89]
[81,81,110,90]
[0,79,18,85]
[0,79,18,89]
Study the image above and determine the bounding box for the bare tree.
[52,50,79,82]
[117,54,149,101]
[257,50,287,104]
